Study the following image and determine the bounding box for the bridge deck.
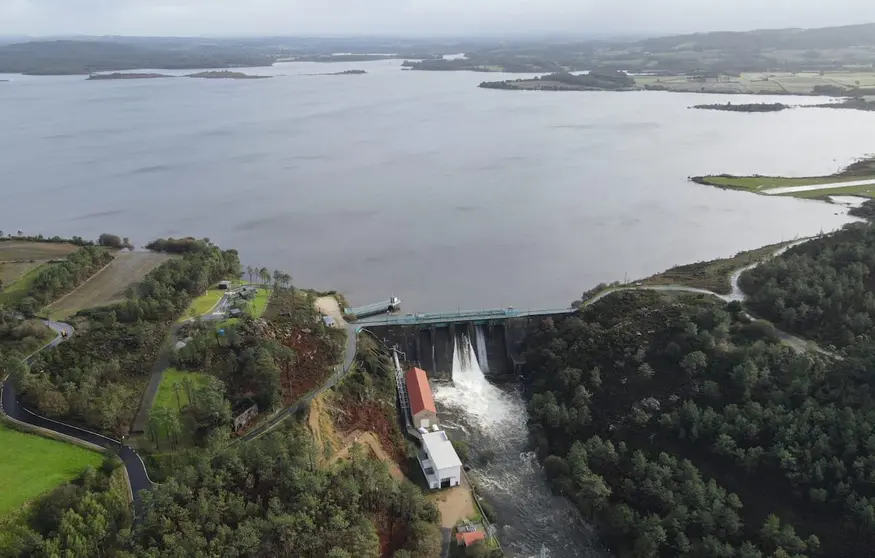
[358,307,573,327]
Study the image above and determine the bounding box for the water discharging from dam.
[433,334,605,558]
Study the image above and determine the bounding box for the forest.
[739,220,875,348]
[2,425,443,558]
[523,288,875,556]
[8,239,240,435]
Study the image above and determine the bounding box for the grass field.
[0,261,41,287]
[0,423,102,518]
[153,368,211,412]
[0,264,48,306]
[247,288,271,318]
[779,183,875,199]
[178,289,225,322]
[699,174,870,191]
[0,241,78,261]
[47,251,172,319]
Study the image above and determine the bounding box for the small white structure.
[419,430,462,490]
[217,280,232,290]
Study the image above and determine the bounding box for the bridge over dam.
[357,307,574,381]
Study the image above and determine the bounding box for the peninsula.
[691,156,875,200]
[480,70,638,92]
[87,72,174,80]
[186,71,271,79]
[692,102,791,112]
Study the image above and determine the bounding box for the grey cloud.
[2,0,874,36]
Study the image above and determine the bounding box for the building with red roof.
[405,367,438,429]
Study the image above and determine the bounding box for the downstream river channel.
[0,60,868,312]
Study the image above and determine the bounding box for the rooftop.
[421,430,462,471]
[456,530,486,547]
[406,367,436,416]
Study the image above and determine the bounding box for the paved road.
[581,240,826,354]
[0,321,153,516]
[763,178,875,195]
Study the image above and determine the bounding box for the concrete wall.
[366,313,569,382]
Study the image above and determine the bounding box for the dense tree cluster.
[524,289,875,556]
[0,314,53,356]
[127,425,442,557]
[98,233,133,250]
[11,239,240,434]
[2,456,132,558]
[740,222,875,348]
[145,237,215,254]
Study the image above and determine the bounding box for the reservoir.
[2,59,872,557]
[0,59,867,312]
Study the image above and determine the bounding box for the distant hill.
[635,22,875,52]
[0,40,274,75]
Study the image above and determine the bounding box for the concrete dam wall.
[364,314,566,381]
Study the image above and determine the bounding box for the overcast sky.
[2,0,874,37]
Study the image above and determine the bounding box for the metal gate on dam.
[357,307,574,380]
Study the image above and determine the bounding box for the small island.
[692,102,791,112]
[480,70,639,92]
[186,71,271,80]
[87,72,174,80]
[309,69,367,76]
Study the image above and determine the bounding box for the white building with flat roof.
[418,430,462,490]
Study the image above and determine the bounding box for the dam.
[357,307,573,380]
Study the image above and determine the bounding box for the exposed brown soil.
[333,399,408,473]
[279,328,334,404]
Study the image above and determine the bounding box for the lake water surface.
[0,60,869,312]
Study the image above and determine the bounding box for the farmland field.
[47,251,172,319]
[0,241,78,262]
[0,423,102,517]
[0,261,41,287]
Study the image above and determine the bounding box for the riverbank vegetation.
[523,287,875,556]
[692,155,875,199]
[640,241,789,295]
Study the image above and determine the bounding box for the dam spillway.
[361,310,570,380]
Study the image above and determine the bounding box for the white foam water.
[475,324,490,374]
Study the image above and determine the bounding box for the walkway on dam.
[357,306,573,327]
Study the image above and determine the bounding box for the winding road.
[0,321,154,515]
[0,241,829,523]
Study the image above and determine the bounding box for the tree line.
[523,289,875,556]
[21,246,113,313]
[9,238,240,435]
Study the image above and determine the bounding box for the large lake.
[1,60,870,311]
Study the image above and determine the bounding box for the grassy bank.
[641,241,789,294]
[0,424,103,517]
[692,156,875,199]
